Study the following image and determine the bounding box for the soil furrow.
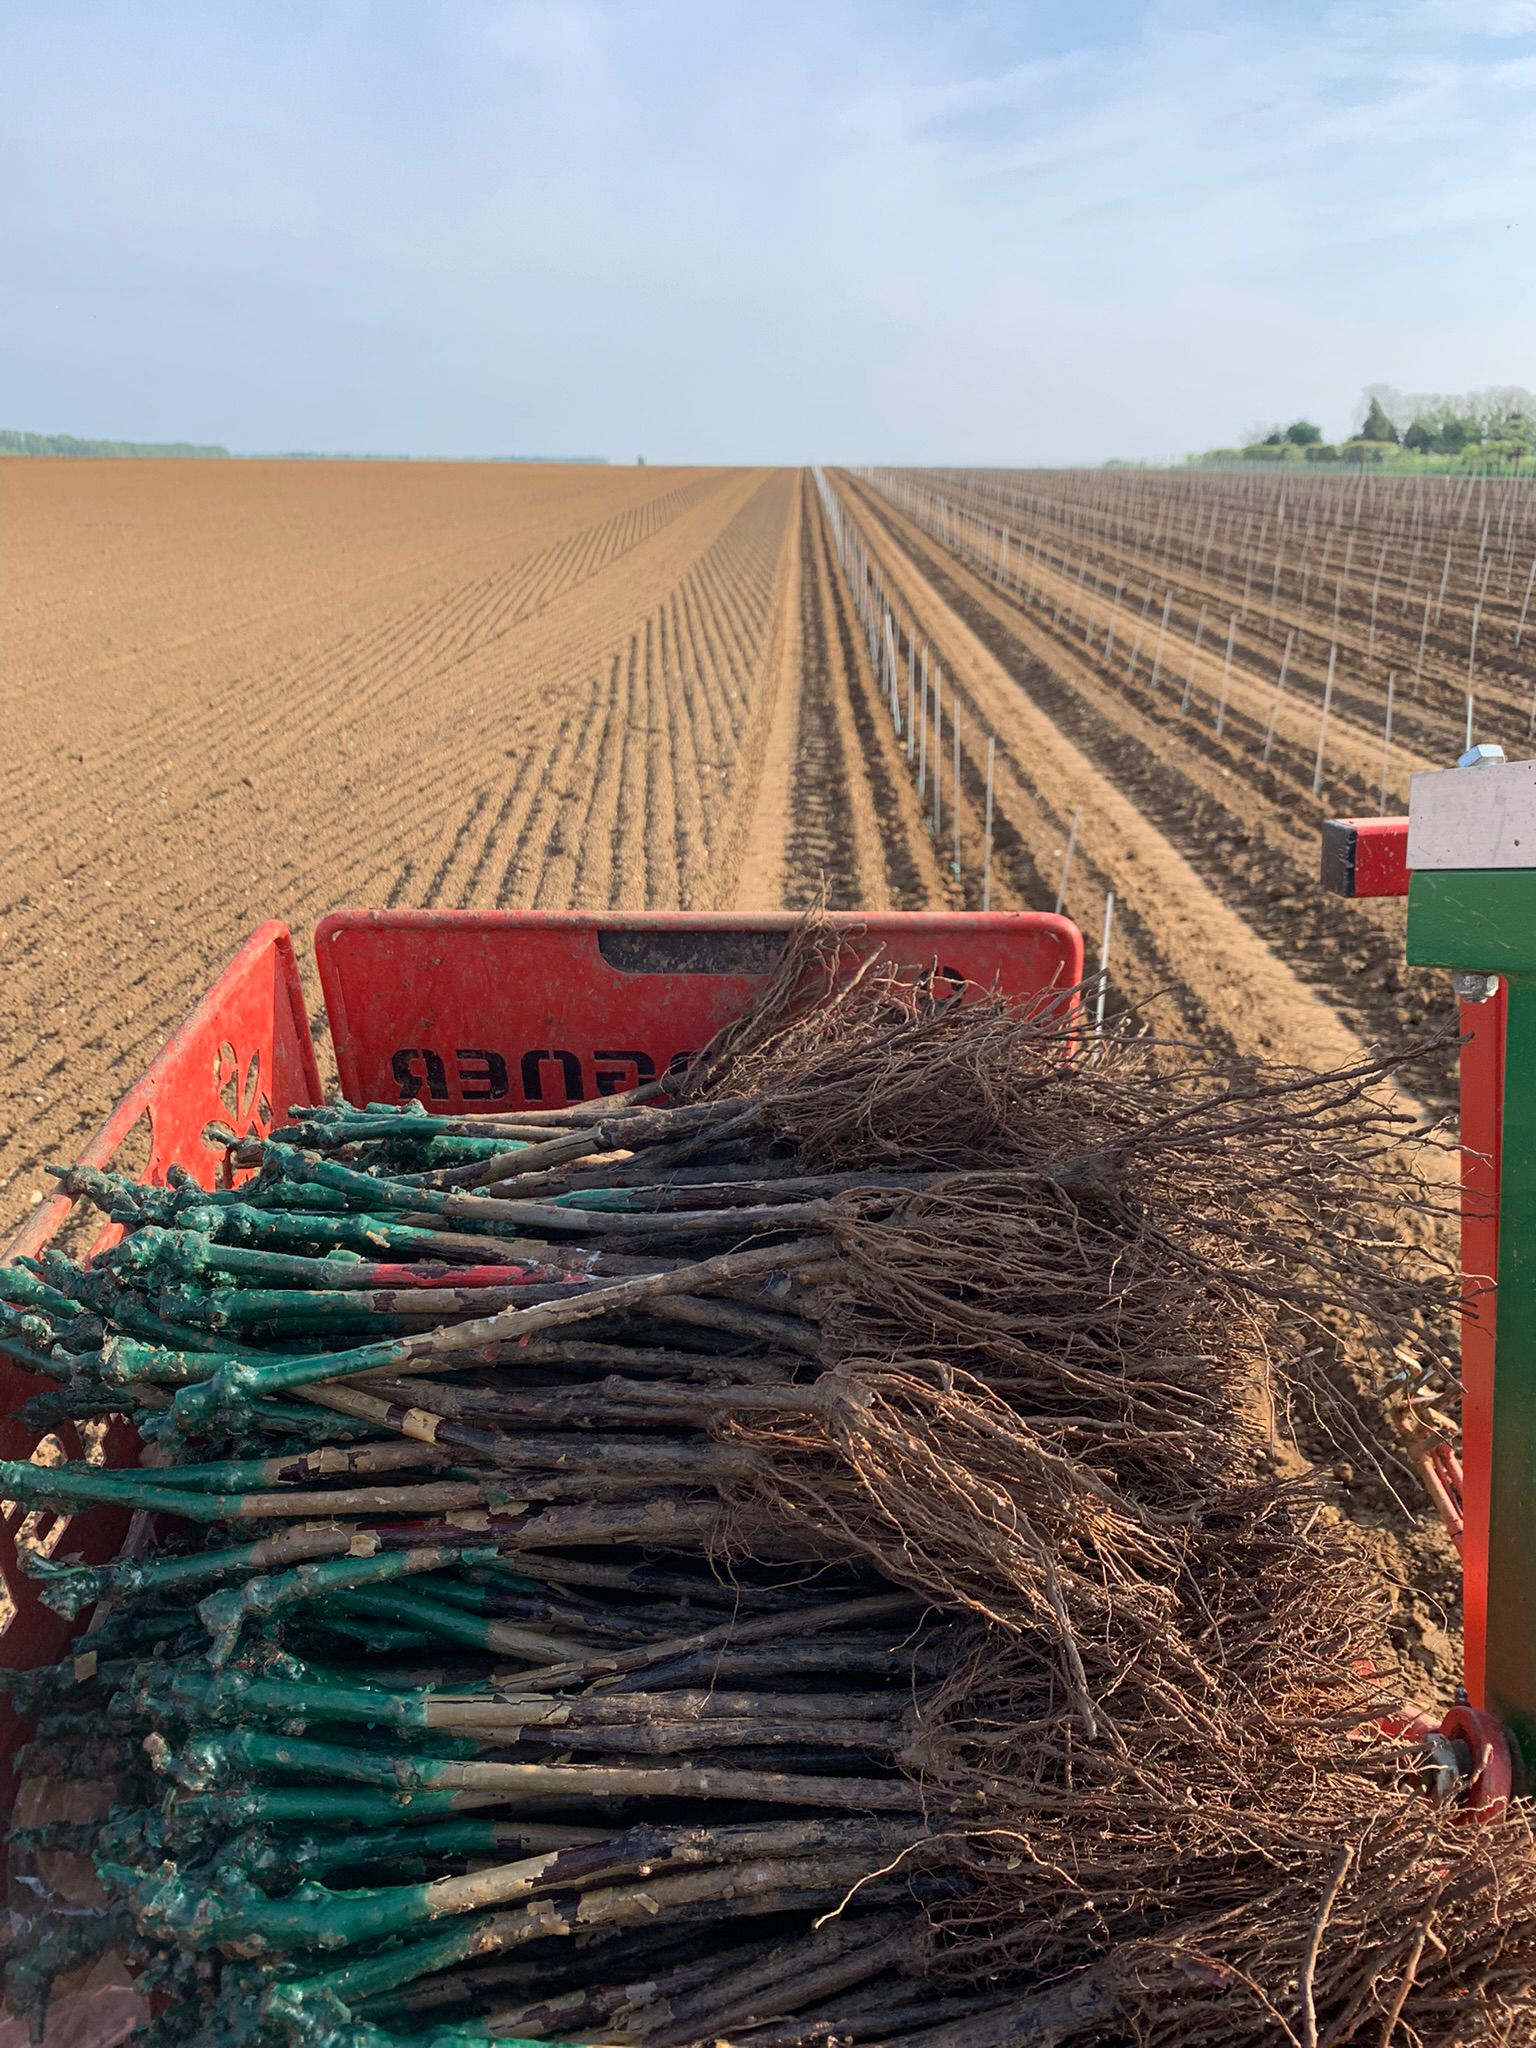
[841,471,1453,1096]
[827,472,1381,1072]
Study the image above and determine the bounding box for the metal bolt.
[1421,1729,1473,1804]
[1458,742,1507,769]
[1453,969,1500,1005]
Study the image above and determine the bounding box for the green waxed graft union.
[347,2033,568,2048]
[248,1818,504,1881]
[156,1284,423,1336]
[198,1546,486,1664]
[110,1860,438,1953]
[0,1265,96,1325]
[175,1787,471,1829]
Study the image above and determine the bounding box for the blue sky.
[2,1,1533,463]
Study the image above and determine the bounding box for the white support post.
[982,738,996,911]
[917,650,929,799]
[1214,615,1237,737]
[1180,605,1207,715]
[905,637,916,762]
[1434,539,1453,629]
[1262,627,1295,767]
[1311,642,1338,797]
[884,612,902,736]
[1103,576,1124,662]
[1517,556,1536,650]
[1068,555,1088,632]
[1054,805,1080,916]
[952,708,961,874]
[1148,591,1173,690]
[1367,537,1387,659]
[1095,892,1115,1032]
[933,668,943,837]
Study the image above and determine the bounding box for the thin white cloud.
[1410,0,1536,32]
[0,1,1531,460]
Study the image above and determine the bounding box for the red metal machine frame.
[1323,817,1505,1709]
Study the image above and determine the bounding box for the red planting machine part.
[1324,741,1536,1811]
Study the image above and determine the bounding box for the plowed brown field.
[1,460,966,1226]
[2,460,787,1216]
[847,463,1536,1105]
[3,455,1489,1690]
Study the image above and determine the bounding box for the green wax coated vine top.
[198,1547,493,1665]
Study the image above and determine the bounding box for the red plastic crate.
[313,910,1083,1113]
[0,909,1082,1802]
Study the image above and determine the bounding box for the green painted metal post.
[1408,868,1536,1775]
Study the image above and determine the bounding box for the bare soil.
[0,459,799,1215]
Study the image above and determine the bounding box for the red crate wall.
[0,909,1083,1803]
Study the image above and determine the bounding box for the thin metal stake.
[1068,556,1088,632]
[1215,615,1237,736]
[1095,891,1115,1032]
[917,651,929,799]
[933,668,943,836]
[905,637,915,762]
[1378,672,1395,813]
[1412,589,1431,701]
[1516,556,1536,650]
[1180,605,1207,715]
[1104,576,1124,661]
[1148,591,1173,690]
[1263,628,1295,766]
[1054,806,1081,915]
[952,708,961,875]
[1311,642,1337,797]
[1434,539,1453,629]
[885,614,902,736]
[982,738,996,911]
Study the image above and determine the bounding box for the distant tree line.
[1190,386,1536,471]
[0,428,231,458]
[1,430,609,463]
[267,451,609,463]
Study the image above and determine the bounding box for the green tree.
[0,427,229,458]
[1283,419,1323,446]
[1434,416,1473,455]
[1487,408,1534,452]
[1357,397,1399,443]
[1403,419,1436,453]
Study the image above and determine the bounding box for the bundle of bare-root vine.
[4,925,1536,2048]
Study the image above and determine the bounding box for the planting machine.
[1322,742,1536,1805]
